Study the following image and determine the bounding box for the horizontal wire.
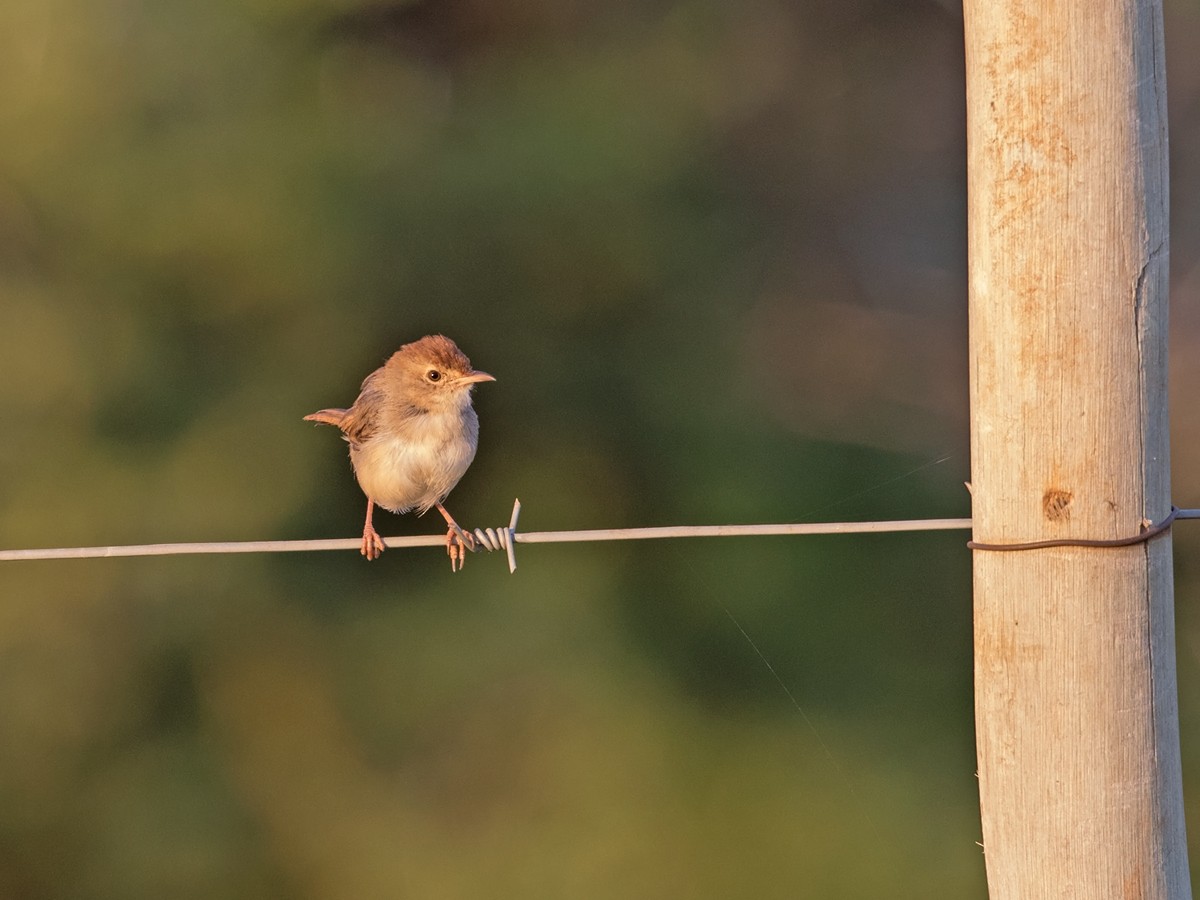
[514,519,974,543]
[0,536,446,561]
[1,506,1196,565]
[0,516,971,563]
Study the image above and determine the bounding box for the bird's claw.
[361,525,386,560]
[445,524,477,572]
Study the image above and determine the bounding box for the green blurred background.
[2,0,1200,896]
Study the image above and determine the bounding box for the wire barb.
[470,498,521,573]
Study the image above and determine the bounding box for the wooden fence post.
[963,0,1190,896]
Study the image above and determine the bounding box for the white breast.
[350,409,478,514]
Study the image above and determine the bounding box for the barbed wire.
[1,500,1196,572]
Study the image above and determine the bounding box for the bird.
[304,334,495,568]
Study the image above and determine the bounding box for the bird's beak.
[456,370,496,385]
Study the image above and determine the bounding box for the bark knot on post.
[1042,489,1073,522]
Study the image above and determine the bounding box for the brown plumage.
[305,335,495,567]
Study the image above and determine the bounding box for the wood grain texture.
[964,0,1189,896]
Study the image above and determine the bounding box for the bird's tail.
[303,408,348,428]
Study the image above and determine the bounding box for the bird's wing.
[313,367,430,449]
[339,397,379,448]
[337,367,391,447]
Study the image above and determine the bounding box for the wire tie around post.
[967,506,1181,551]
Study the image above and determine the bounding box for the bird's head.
[389,334,495,408]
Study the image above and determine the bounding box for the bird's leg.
[361,498,386,560]
[435,501,475,572]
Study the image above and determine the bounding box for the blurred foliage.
[2,0,1200,897]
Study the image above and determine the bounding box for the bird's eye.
[426,369,442,382]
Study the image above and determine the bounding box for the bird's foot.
[444,524,477,572]
[361,524,386,560]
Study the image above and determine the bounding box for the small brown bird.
[304,335,495,568]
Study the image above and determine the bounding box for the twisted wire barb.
[1,501,1196,568]
[471,498,522,572]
